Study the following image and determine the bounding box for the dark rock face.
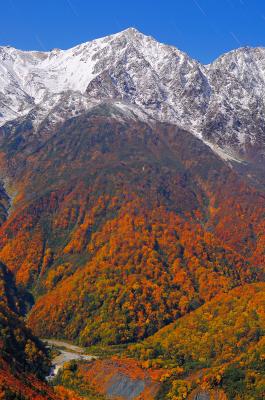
[0,182,9,224]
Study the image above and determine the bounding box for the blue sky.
[2,0,265,63]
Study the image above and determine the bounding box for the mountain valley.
[1,29,265,399]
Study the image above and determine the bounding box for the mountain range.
[1,28,265,400]
[1,28,265,164]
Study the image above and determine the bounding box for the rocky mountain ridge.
[1,28,265,162]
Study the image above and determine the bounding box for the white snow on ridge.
[1,28,265,159]
[204,140,244,163]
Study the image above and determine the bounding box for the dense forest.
[130,283,265,399]
[0,109,265,398]
[0,262,55,398]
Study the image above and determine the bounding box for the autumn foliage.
[1,112,265,398]
[0,263,64,399]
[130,283,265,399]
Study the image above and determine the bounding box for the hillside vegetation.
[0,112,264,347]
[130,283,265,399]
[0,110,265,398]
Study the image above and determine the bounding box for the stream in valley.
[44,339,95,379]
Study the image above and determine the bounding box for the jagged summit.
[116,26,143,36]
[1,29,265,162]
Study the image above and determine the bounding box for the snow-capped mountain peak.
[1,28,265,163]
